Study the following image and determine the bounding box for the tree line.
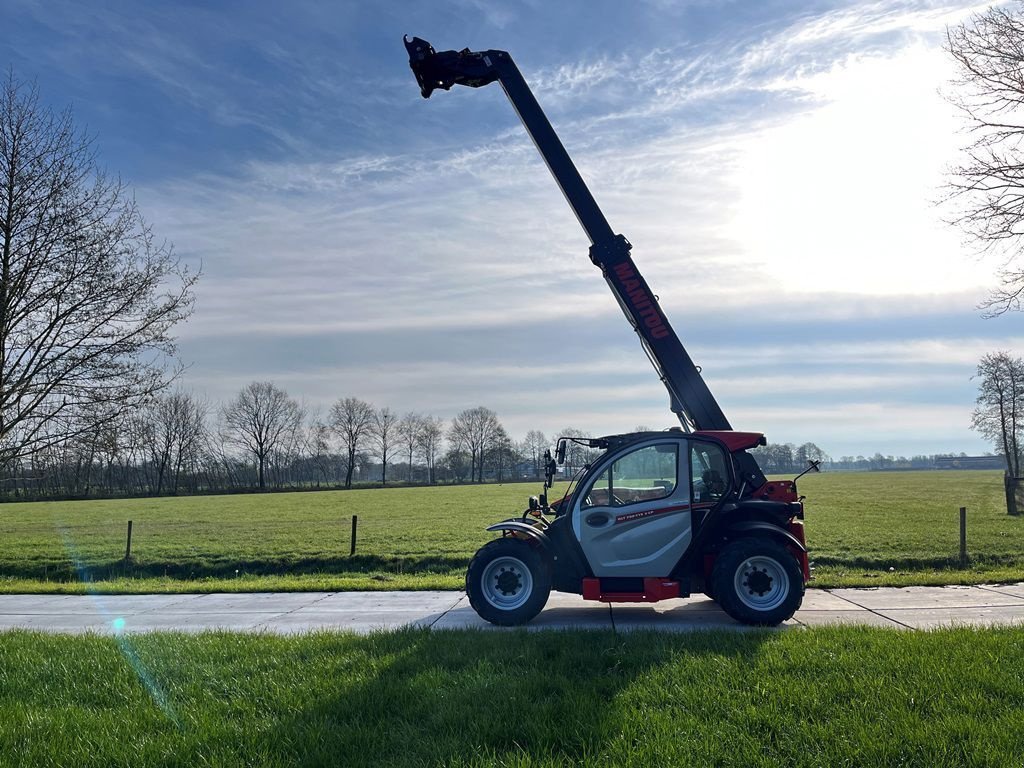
[0,382,589,500]
[4,368,1015,501]
[0,371,1010,501]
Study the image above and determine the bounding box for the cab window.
[690,441,730,504]
[582,444,677,508]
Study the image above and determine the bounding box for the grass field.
[1,626,1022,766]
[0,470,1021,594]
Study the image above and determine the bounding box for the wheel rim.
[480,555,533,611]
[733,555,789,612]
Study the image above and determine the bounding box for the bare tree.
[0,75,196,466]
[397,412,422,482]
[751,442,799,474]
[221,382,304,490]
[417,415,444,484]
[145,391,207,494]
[946,5,1024,315]
[206,426,245,491]
[523,429,547,478]
[90,414,131,495]
[449,406,502,482]
[370,406,399,485]
[488,426,519,482]
[443,445,471,483]
[330,396,374,489]
[307,420,334,488]
[795,442,829,468]
[972,351,1024,480]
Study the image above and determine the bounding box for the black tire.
[466,537,551,626]
[711,537,804,626]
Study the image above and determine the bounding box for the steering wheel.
[702,469,726,496]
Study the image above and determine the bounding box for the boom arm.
[405,36,731,431]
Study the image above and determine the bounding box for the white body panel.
[572,438,693,578]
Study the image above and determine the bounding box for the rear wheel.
[711,538,803,626]
[466,537,551,626]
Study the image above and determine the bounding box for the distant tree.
[397,412,422,482]
[221,382,304,490]
[330,397,374,489]
[751,442,796,474]
[971,351,1023,477]
[449,406,501,482]
[442,446,471,483]
[796,442,829,467]
[207,425,246,490]
[417,415,445,484]
[0,74,196,467]
[307,420,334,487]
[370,406,399,484]
[89,414,132,494]
[946,5,1024,315]
[488,426,519,482]
[146,391,207,494]
[522,429,547,478]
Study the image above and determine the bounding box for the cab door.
[572,439,692,578]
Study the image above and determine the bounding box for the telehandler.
[405,36,816,626]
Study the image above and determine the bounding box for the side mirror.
[556,440,566,465]
[793,459,822,482]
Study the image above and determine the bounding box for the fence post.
[125,520,133,562]
[350,515,358,556]
[959,507,967,568]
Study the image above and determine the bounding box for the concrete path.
[2,584,1024,635]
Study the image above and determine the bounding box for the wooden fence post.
[350,515,358,556]
[125,520,133,562]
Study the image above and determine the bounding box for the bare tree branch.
[0,73,196,464]
[330,396,374,489]
[221,382,304,490]
[971,351,1023,481]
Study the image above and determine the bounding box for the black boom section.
[591,235,730,430]
[404,35,730,431]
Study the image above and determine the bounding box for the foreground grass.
[1,626,1022,767]
[0,471,1021,593]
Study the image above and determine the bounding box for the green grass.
[0,471,1021,593]
[800,470,1021,587]
[0,483,558,594]
[1,626,1022,766]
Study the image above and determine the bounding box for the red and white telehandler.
[404,37,817,626]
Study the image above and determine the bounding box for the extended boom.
[405,36,729,431]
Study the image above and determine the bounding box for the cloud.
[49,0,996,456]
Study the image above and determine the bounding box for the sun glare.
[733,44,981,295]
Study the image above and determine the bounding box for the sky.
[2,0,1019,458]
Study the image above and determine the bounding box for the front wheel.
[466,537,551,626]
[711,538,803,626]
